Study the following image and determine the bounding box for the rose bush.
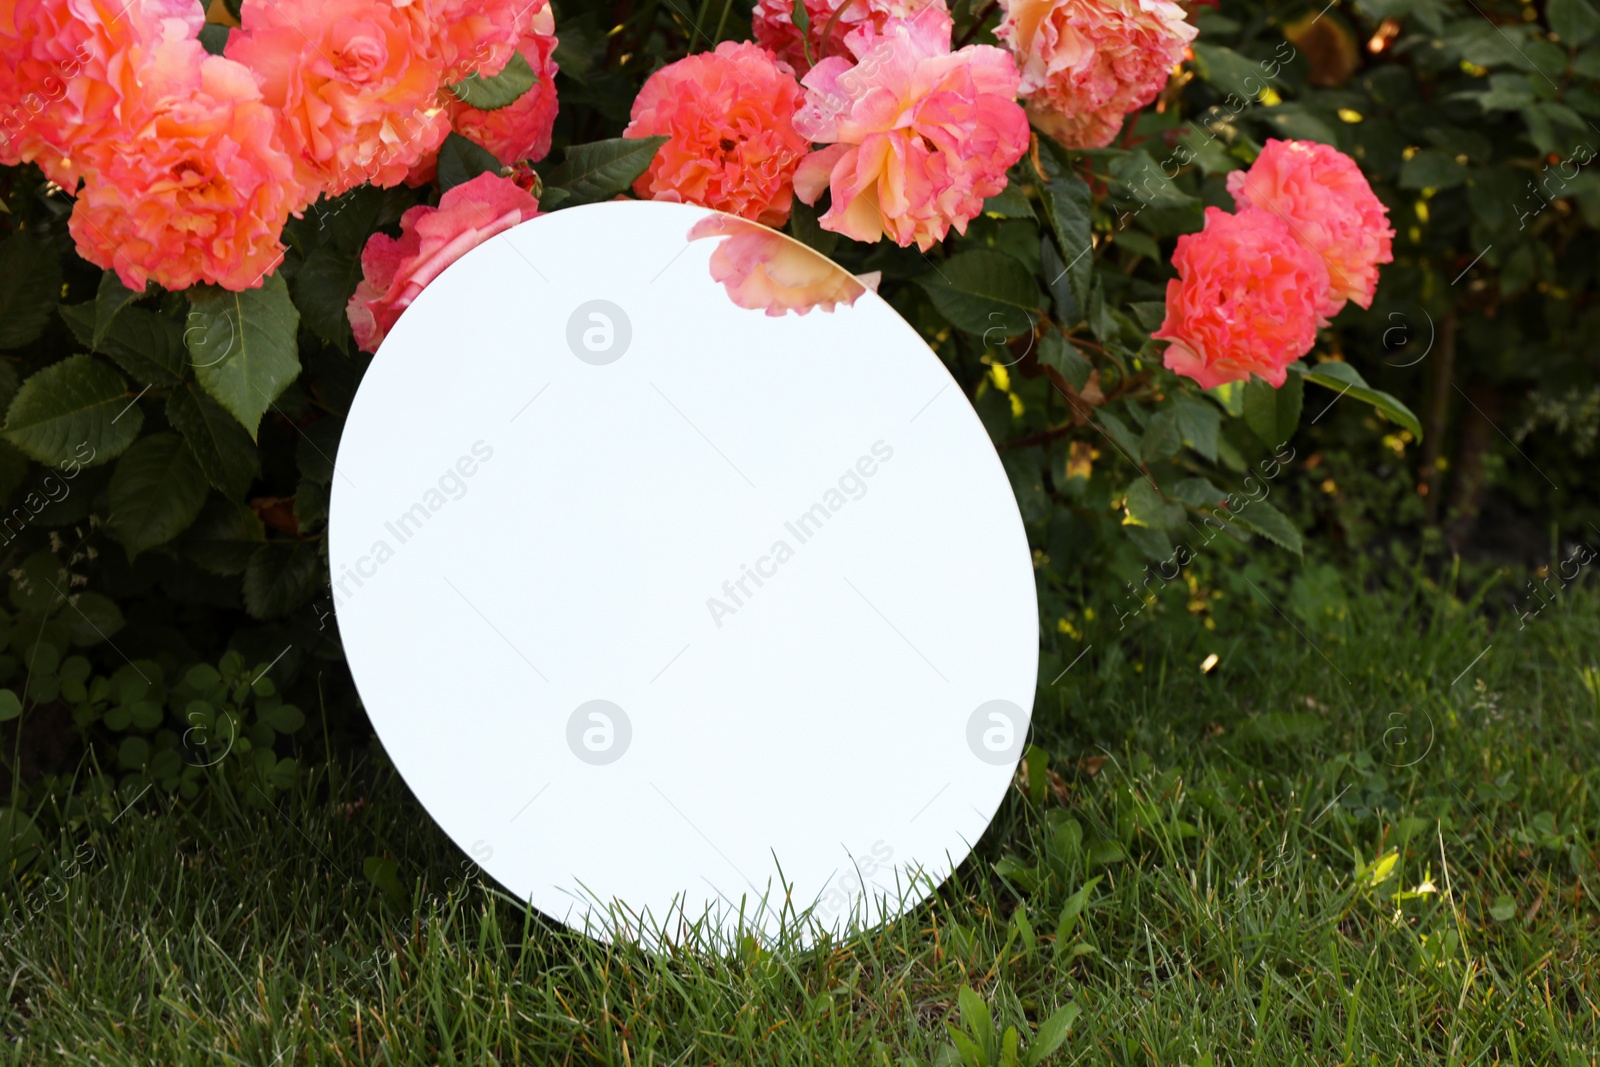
[6,0,1594,804]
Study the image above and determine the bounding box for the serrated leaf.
[292,246,361,351]
[108,432,209,558]
[180,497,265,576]
[166,383,261,498]
[243,542,321,619]
[0,231,63,349]
[1038,330,1092,391]
[186,273,301,439]
[98,307,187,387]
[1139,409,1183,461]
[1172,395,1221,462]
[58,591,125,646]
[448,49,537,111]
[3,354,141,467]
[1169,476,1226,508]
[1296,360,1422,437]
[1552,0,1600,45]
[1124,479,1185,531]
[1231,499,1303,555]
[1192,43,1278,99]
[1243,373,1303,447]
[437,131,504,193]
[550,135,669,206]
[93,271,145,348]
[1095,409,1144,464]
[1034,142,1094,314]
[916,250,1041,337]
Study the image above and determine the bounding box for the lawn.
[5,575,1598,1065]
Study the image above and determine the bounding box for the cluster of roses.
[1155,138,1395,389]
[0,0,559,293]
[1,0,1393,392]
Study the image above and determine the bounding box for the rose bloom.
[68,43,308,292]
[752,0,948,75]
[624,41,810,227]
[448,1,560,165]
[1154,206,1330,390]
[407,0,534,83]
[792,9,1029,250]
[996,0,1196,150]
[1227,138,1394,315]
[347,171,541,352]
[226,0,450,197]
[0,0,202,185]
[689,215,880,316]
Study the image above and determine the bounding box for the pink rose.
[752,0,948,75]
[792,10,1029,250]
[1227,138,1394,315]
[408,0,536,83]
[68,47,308,293]
[0,0,203,185]
[1154,206,1329,390]
[996,0,1196,150]
[624,41,810,227]
[689,215,881,316]
[346,171,541,352]
[226,0,450,197]
[448,1,560,165]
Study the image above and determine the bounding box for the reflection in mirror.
[687,214,881,317]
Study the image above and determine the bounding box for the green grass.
[5,576,1600,1065]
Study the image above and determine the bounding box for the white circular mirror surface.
[329,200,1038,948]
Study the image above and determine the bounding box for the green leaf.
[1038,331,1092,391]
[1296,361,1423,438]
[916,250,1041,337]
[0,231,63,350]
[1242,373,1303,448]
[0,690,19,722]
[437,131,505,193]
[93,271,146,348]
[0,807,43,869]
[186,273,302,439]
[108,432,209,558]
[1124,479,1185,531]
[1035,143,1094,314]
[957,986,996,1055]
[1169,476,1226,508]
[1096,409,1144,465]
[1172,395,1221,462]
[98,307,188,387]
[198,22,229,54]
[3,354,141,468]
[448,49,537,111]
[983,183,1034,218]
[1054,876,1101,952]
[166,383,261,498]
[550,136,669,206]
[1399,149,1466,190]
[243,542,321,619]
[1023,1003,1081,1067]
[1191,43,1278,99]
[1110,151,1200,211]
[58,591,125,646]
[1230,499,1304,556]
[1139,410,1183,461]
[790,0,811,34]
[180,497,265,576]
[259,702,306,734]
[291,246,361,351]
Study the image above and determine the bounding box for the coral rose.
[689,215,881,316]
[448,1,560,165]
[68,46,308,292]
[1153,206,1329,390]
[624,41,810,227]
[408,0,534,83]
[225,0,450,197]
[1226,138,1394,316]
[346,171,541,352]
[0,0,203,185]
[752,0,949,75]
[996,0,1197,150]
[792,9,1029,250]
